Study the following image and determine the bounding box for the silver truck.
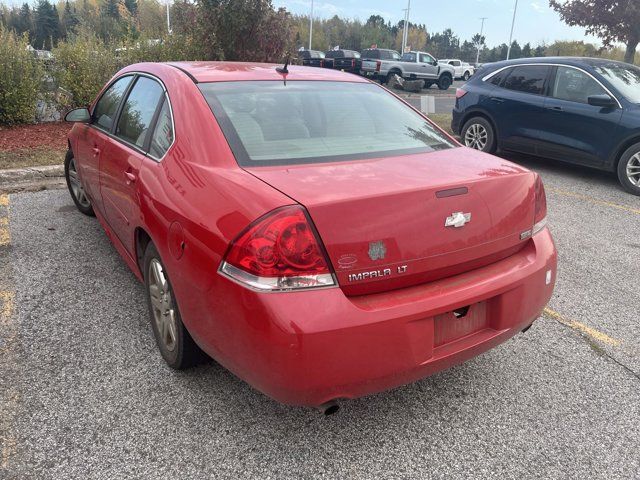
[361,51,455,90]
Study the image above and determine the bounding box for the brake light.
[455,88,468,99]
[376,61,381,72]
[533,174,547,235]
[320,60,324,68]
[220,206,335,291]
[351,58,355,68]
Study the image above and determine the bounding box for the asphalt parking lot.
[1,153,639,479]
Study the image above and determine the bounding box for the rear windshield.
[198,81,455,166]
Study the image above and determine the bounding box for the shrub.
[117,34,204,65]
[0,27,43,126]
[52,29,120,108]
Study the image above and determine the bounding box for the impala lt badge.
[445,211,471,228]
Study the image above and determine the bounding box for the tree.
[550,0,640,64]
[34,0,61,49]
[124,0,138,15]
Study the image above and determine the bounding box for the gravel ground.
[1,151,639,479]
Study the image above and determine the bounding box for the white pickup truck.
[361,51,455,90]
[438,59,475,81]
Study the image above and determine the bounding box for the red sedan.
[64,62,557,410]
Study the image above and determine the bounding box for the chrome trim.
[533,218,547,235]
[481,63,622,108]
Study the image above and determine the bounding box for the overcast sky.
[273,0,601,47]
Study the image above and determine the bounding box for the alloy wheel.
[627,153,640,187]
[464,124,488,150]
[148,258,178,352]
[68,158,91,208]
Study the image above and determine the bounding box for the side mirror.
[432,60,438,66]
[65,107,90,123]
[587,94,617,108]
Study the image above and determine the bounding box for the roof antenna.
[276,52,290,75]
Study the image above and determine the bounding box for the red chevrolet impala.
[64,62,557,409]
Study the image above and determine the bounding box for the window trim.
[90,74,135,134]
[483,63,622,108]
[499,64,552,97]
[89,71,176,162]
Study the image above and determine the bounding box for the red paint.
[68,62,557,406]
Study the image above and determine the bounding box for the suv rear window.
[199,81,455,166]
[502,65,550,95]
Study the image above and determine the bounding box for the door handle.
[490,97,505,103]
[547,106,564,112]
[124,171,137,184]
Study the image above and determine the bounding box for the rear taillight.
[351,58,355,68]
[455,88,468,99]
[533,174,547,235]
[320,60,324,67]
[376,60,381,72]
[220,206,335,291]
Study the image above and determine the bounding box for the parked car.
[361,48,401,78]
[323,49,360,71]
[453,57,640,195]
[439,58,475,81]
[298,49,326,68]
[361,50,455,90]
[63,62,556,409]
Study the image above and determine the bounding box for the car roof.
[483,56,633,70]
[166,61,370,83]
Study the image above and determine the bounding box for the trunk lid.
[246,148,537,296]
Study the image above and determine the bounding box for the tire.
[143,242,204,369]
[64,149,94,216]
[461,117,497,153]
[463,71,471,81]
[616,142,640,196]
[386,70,401,84]
[424,81,433,89]
[438,74,453,90]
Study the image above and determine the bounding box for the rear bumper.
[451,107,464,135]
[191,229,557,406]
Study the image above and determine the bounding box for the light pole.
[166,0,171,35]
[476,17,487,64]
[401,0,411,54]
[506,0,519,60]
[309,0,314,51]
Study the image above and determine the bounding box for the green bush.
[117,34,203,64]
[0,27,43,126]
[52,29,120,107]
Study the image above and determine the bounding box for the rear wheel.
[143,242,204,369]
[386,70,401,85]
[616,142,640,196]
[64,149,94,216]
[461,117,497,153]
[463,71,471,81]
[438,74,452,90]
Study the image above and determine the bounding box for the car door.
[418,53,439,79]
[449,60,462,77]
[487,64,551,154]
[75,75,133,213]
[538,65,623,166]
[100,75,165,255]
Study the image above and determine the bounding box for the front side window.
[199,81,455,166]
[389,51,401,60]
[91,76,132,131]
[503,65,550,95]
[115,76,164,148]
[593,62,640,103]
[552,66,606,104]
[149,98,174,158]
[419,53,435,64]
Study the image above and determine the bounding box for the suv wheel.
[617,142,640,196]
[461,117,497,153]
[438,74,452,90]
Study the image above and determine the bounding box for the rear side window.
[198,81,455,167]
[503,65,550,95]
[363,49,379,59]
[91,76,132,131]
[149,99,174,158]
[487,68,511,86]
[115,76,164,148]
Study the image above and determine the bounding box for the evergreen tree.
[34,0,60,49]
[124,0,138,16]
[16,3,33,37]
[62,0,79,37]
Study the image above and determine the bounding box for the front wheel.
[617,142,640,196]
[438,74,452,90]
[463,71,471,81]
[64,150,94,216]
[461,117,497,153]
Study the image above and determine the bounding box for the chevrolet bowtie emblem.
[445,212,471,228]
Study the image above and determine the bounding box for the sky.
[273,0,602,48]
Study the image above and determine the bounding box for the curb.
[0,165,64,186]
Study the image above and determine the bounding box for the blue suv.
[452,57,640,195]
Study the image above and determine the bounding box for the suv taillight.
[533,174,547,235]
[376,60,381,72]
[219,206,335,291]
[455,87,468,99]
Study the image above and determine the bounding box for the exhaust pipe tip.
[317,400,340,416]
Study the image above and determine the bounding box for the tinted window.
[401,53,417,62]
[325,51,342,58]
[149,98,174,159]
[552,66,606,104]
[91,76,132,131]
[199,81,455,167]
[488,67,511,86]
[362,49,379,59]
[593,63,640,103]
[115,76,163,148]
[389,51,401,60]
[503,65,549,95]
